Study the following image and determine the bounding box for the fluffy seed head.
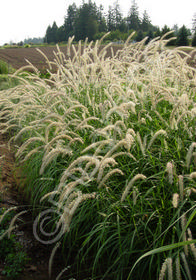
[121,174,146,202]
[166,161,174,184]
[172,193,179,208]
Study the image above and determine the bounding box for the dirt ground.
[0,45,195,74]
[0,45,122,73]
[0,134,66,280]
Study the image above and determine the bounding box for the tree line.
[44,0,196,46]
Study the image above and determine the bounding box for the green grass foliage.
[0,60,18,90]
[0,60,9,74]
[0,33,196,279]
[0,208,30,278]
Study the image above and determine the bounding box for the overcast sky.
[0,0,195,45]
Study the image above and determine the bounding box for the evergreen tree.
[161,25,175,45]
[64,3,78,40]
[161,25,171,36]
[113,1,123,30]
[172,24,179,36]
[44,25,52,43]
[128,0,140,31]
[154,27,161,38]
[141,10,151,32]
[97,5,107,32]
[176,25,189,46]
[107,5,115,31]
[118,19,127,33]
[43,0,161,43]
[57,26,66,42]
[192,31,196,46]
[107,1,124,32]
[45,22,58,43]
[192,13,196,33]
[74,1,98,41]
[87,17,98,41]
[51,21,58,43]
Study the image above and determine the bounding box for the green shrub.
[0,60,9,74]
[2,252,29,278]
[0,75,19,90]
[0,208,30,278]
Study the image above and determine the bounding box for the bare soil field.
[0,45,195,74]
[0,45,122,73]
[0,46,67,72]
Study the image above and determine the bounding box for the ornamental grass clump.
[0,33,196,279]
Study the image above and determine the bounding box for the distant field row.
[0,45,123,73]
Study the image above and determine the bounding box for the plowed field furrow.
[0,45,122,73]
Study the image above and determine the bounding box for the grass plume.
[0,33,196,279]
